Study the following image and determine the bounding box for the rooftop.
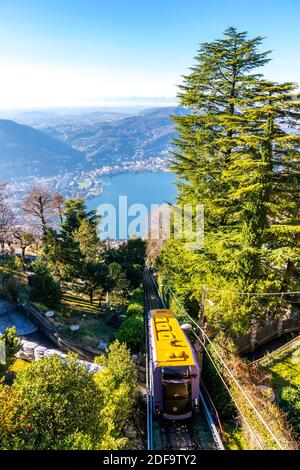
[150,309,196,368]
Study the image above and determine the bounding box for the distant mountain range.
[0,107,185,180]
[0,119,84,180]
[40,106,185,168]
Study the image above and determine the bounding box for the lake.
[86,172,177,240]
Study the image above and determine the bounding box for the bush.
[279,386,300,435]
[127,302,144,317]
[117,315,144,352]
[94,341,138,449]
[131,288,144,305]
[0,272,29,303]
[0,354,102,450]
[0,343,139,450]
[0,326,21,375]
[30,260,62,307]
[117,287,144,350]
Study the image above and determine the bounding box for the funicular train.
[148,308,200,420]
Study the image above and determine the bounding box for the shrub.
[117,315,144,352]
[131,288,144,305]
[0,343,139,450]
[0,326,21,375]
[279,386,300,435]
[0,354,102,449]
[127,302,144,317]
[30,260,62,307]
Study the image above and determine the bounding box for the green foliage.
[105,238,146,288]
[202,354,235,420]
[0,343,138,450]
[130,287,144,305]
[74,217,103,264]
[0,269,29,304]
[62,198,99,235]
[279,387,300,435]
[117,315,144,351]
[80,262,108,304]
[39,206,145,307]
[158,27,300,338]
[41,228,66,279]
[127,302,144,317]
[57,431,94,450]
[264,345,300,438]
[1,254,22,272]
[223,422,247,450]
[117,287,144,351]
[94,341,138,449]
[44,198,101,281]
[0,326,21,374]
[108,262,130,298]
[0,385,26,449]
[30,259,62,307]
[0,354,102,449]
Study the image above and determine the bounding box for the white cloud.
[0,61,179,108]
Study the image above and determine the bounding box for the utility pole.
[201,285,207,325]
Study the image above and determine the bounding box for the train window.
[162,366,190,380]
[162,374,192,415]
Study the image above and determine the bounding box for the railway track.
[143,267,223,451]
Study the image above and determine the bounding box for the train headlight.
[180,323,192,331]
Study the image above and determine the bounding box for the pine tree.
[74,218,102,264]
[171,27,270,229]
[59,198,100,280]
[158,28,300,336]
[223,79,300,298]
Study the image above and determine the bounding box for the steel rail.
[144,268,154,450]
[144,267,224,450]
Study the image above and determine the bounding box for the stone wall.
[236,315,300,355]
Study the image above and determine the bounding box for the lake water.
[86,172,177,239]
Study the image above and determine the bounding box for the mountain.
[0,107,186,181]
[40,106,186,167]
[0,120,84,180]
[12,110,130,128]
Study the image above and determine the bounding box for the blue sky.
[0,0,299,108]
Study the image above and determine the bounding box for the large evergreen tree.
[171,27,270,228]
[223,79,300,305]
[59,198,100,280]
[158,28,300,337]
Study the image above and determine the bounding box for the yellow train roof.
[150,309,196,368]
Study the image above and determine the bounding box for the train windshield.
[162,366,190,380]
[162,367,192,415]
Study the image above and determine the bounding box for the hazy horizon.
[0,97,178,116]
[0,0,299,109]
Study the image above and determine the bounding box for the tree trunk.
[21,247,26,267]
